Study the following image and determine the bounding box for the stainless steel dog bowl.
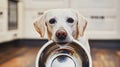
[36,39,92,67]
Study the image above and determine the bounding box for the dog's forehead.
[45,9,77,19]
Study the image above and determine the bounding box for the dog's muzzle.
[36,39,92,67]
[55,29,67,40]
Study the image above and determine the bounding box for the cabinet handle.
[0,12,3,15]
[38,12,43,15]
[91,16,104,19]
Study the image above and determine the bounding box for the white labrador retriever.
[34,9,90,52]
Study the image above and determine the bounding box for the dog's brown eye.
[67,18,74,23]
[49,18,56,24]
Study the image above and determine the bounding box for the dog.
[34,9,90,52]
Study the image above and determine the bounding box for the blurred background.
[0,0,120,67]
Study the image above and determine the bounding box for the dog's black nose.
[56,29,67,40]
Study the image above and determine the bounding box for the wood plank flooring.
[0,47,120,67]
[92,48,120,67]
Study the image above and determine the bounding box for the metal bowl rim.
[35,40,92,67]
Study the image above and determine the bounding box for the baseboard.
[16,39,48,47]
[0,39,120,49]
[89,40,120,49]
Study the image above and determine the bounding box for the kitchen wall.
[0,0,120,43]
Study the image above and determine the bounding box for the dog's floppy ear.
[34,14,46,38]
[76,11,87,38]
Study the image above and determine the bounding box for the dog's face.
[34,9,87,43]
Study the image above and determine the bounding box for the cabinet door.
[71,0,117,9]
[0,0,20,43]
[71,0,119,39]
[0,9,7,33]
[24,10,45,38]
[0,0,7,33]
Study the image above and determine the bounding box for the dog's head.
[34,9,87,43]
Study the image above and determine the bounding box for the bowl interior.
[37,41,90,67]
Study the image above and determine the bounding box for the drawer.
[71,0,117,9]
[78,10,118,31]
[87,18,117,31]
[23,0,69,9]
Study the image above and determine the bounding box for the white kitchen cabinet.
[23,0,120,39]
[0,0,21,43]
[23,0,69,38]
[70,0,120,39]
[0,0,8,43]
[0,0,8,33]
[0,0,120,43]
[0,9,7,33]
[24,10,44,38]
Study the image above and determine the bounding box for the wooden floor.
[0,46,120,67]
[91,48,120,67]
